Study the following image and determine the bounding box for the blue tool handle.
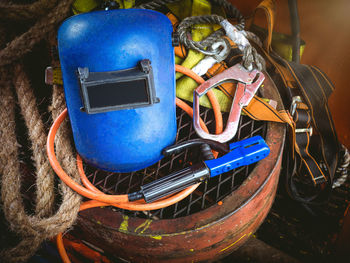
[204,136,270,177]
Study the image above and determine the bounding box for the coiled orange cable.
[50,65,223,262]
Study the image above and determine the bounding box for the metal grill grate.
[84,106,267,219]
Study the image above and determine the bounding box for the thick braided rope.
[175,0,244,54]
[50,84,81,186]
[177,15,265,70]
[243,31,265,70]
[1,235,43,263]
[245,31,263,48]
[137,0,180,9]
[14,64,55,218]
[177,15,227,55]
[0,68,42,262]
[242,44,266,71]
[0,68,37,236]
[212,0,245,29]
[0,69,81,262]
[200,28,226,49]
[0,0,58,21]
[0,0,74,67]
[137,0,244,27]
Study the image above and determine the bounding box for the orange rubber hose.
[57,233,70,263]
[77,154,200,209]
[175,64,223,134]
[48,108,201,210]
[51,65,223,262]
[47,110,129,203]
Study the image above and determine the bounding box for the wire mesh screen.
[84,106,267,220]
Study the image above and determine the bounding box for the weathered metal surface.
[75,72,286,262]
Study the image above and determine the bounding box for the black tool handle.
[140,163,209,203]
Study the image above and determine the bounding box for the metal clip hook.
[193,64,265,143]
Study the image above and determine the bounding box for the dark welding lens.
[77,59,159,114]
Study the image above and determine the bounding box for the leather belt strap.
[248,0,340,207]
[284,60,339,183]
[294,108,326,185]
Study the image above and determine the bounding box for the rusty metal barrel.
[73,73,285,262]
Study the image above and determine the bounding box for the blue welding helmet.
[58,9,177,172]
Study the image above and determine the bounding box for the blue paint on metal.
[58,9,176,172]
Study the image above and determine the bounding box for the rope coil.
[0,0,75,68]
[0,0,59,21]
[0,67,81,262]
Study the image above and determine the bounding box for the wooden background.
[233,0,350,148]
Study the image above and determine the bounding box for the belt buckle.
[290,95,302,116]
[290,96,313,136]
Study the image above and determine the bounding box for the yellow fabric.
[72,0,134,13]
[175,55,184,64]
[114,0,124,9]
[249,0,305,61]
[123,0,135,9]
[250,25,305,62]
[52,67,63,85]
[175,0,240,112]
[72,0,99,14]
[167,0,192,21]
[271,32,305,62]
[175,0,213,80]
[175,0,215,108]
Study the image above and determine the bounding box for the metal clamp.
[290,96,302,116]
[138,136,270,203]
[193,64,265,143]
[291,96,313,137]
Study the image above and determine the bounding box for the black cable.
[200,143,215,160]
[128,191,144,201]
[288,0,301,63]
[162,138,229,157]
